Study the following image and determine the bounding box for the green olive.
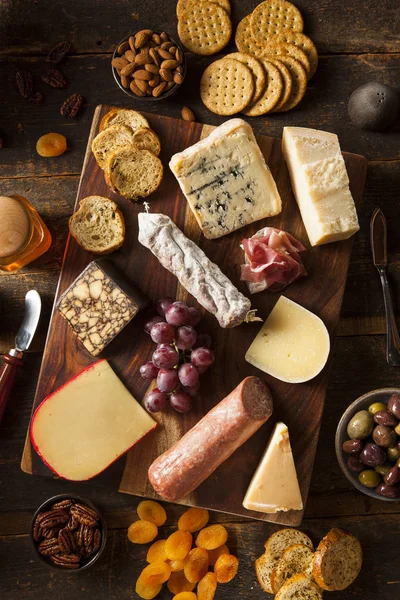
[375,462,392,477]
[369,402,387,415]
[347,410,374,440]
[359,469,381,488]
[387,446,400,462]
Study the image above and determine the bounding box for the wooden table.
[0,1,399,598]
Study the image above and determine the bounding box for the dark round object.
[388,445,400,462]
[360,442,386,467]
[385,465,400,486]
[372,424,397,448]
[376,483,400,498]
[342,439,363,454]
[374,410,398,427]
[347,410,374,439]
[348,81,399,131]
[346,455,364,473]
[387,394,400,419]
[145,388,168,413]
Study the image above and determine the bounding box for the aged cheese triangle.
[243,422,303,513]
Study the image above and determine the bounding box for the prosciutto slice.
[241,227,307,294]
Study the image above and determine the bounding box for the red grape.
[144,315,164,334]
[187,306,201,326]
[183,383,200,397]
[157,368,179,393]
[178,363,199,388]
[165,301,190,326]
[145,388,168,413]
[152,345,179,369]
[140,361,159,380]
[175,325,197,350]
[191,347,215,371]
[150,321,175,344]
[170,390,192,413]
[193,333,212,349]
[157,297,174,317]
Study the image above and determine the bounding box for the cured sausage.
[148,377,273,501]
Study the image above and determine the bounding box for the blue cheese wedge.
[169,119,282,239]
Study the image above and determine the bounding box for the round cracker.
[242,59,282,117]
[225,52,266,103]
[200,58,254,116]
[178,2,232,56]
[235,14,265,57]
[177,0,231,18]
[261,41,310,77]
[264,54,307,112]
[262,56,292,111]
[262,31,318,79]
[251,0,303,47]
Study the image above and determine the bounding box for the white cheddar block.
[30,359,157,480]
[169,118,282,239]
[245,296,330,383]
[243,422,303,513]
[282,126,359,246]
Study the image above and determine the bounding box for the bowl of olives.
[336,388,400,501]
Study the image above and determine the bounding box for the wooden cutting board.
[21,105,367,526]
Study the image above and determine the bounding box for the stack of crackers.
[200,0,318,116]
[177,0,232,55]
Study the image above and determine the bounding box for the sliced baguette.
[132,127,161,156]
[271,543,314,594]
[91,124,134,170]
[312,528,362,591]
[275,574,323,600]
[68,196,125,254]
[99,108,149,132]
[104,145,163,201]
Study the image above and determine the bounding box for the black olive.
[348,81,399,131]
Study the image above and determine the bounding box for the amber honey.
[0,195,52,272]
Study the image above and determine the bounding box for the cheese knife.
[0,290,41,424]
[371,208,400,366]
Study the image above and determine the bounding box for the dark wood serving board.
[21,105,367,526]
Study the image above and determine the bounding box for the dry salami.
[138,212,251,328]
[148,377,273,502]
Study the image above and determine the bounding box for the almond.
[152,81,167,97]
[161,59,180,70]
[175,48,183,63]
[124,49,136,62]
[159,68,173,82]
[135,52,151,65]
[159,32,169,43]
[173,72,184,85]
[120,62,136,77]
[158,48,174,60]
[181,106,195,122]
[117,40,130,54]
[169,46,178,57]
[160,41,174,50]
[148,75,160,88]
[112,57,129,70]
[128,36,136,52]
[149,48,160,66]
[176,65,183,74]
[151,33,161,45]
[165,81,175,91]
[135,79,149,94]
[121,75,131,89]
[135,29,152,49]
[134,69,152,81]
[145,63,159,74]
[130,80,145,97]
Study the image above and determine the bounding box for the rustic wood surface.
[0,0,399,598]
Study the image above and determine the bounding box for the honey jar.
[0,195,52,272]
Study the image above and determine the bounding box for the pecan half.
[47,41,71,64]
[39,510,69,529]
[41,67,66,88]
[33,521,42,542]
[16,70,34,99]
[70,503,99,526]
[67,514,79,531]
[75,523,85,550]
[51,499,73,511]
[50,553,80,569]
[58,527,76,554]
[60,93,83,118]
[38,537,60,557]
[42,526,62,539]
[92,529,101,554]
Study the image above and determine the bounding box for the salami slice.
[148,377,273,502]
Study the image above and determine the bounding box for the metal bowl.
[30,494,107,571]
[112,31,187,101]
[335,388,400,502]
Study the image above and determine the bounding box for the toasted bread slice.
[104,145,163,201]
[132,127,161,156]
[275,574,323,600]
[99,108,149,132]
[69,196,125,254]
[271,543,314,594]
[91,124,134,170]
[312,528,362,591]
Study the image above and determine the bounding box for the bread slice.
[104,145,163,201]
[271,543,314,594]
[275,574,323,600]
[68,196,125,254]
[256,529,314,593]
[91,124,134,170]
[99,108,149,132]
[132,127,161,156]
[312,527,362,591]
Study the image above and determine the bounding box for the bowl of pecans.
[112,29,186,100]
[30,494,107,571]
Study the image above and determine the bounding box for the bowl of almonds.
[30,494,106,571]
[112,29,186,100]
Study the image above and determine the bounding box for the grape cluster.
[140,298,215,414]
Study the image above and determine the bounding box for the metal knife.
[371,208,400,366]
[0,290,41,424]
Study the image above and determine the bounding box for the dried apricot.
[139,561,172,585]
[135,576,162,600]
[207,544,229,566]
[36,132,67,157]
[165,530,193,561]
[178,508,209,533]
[214,554,239,583]
[195,525,228,550]
[167,570,196,595]
[184,548,209,583]
[168,559,185,572]
[137,500,167,526]
[172,593,198,600]
[197,572,217,600]
[127,520,158,544]
[147,539,168,563]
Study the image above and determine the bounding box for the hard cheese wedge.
[282,126,359,246]
[243,422,303,513]
[169,118,282,239]
[245,296,330,383]
[30,359,157,480]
